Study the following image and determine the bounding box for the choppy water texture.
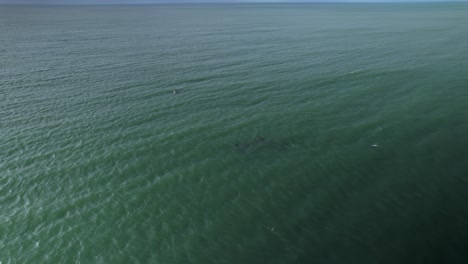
[2,3,468,263]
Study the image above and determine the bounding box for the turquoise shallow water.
[2,3,468,263]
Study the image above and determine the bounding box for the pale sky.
[0,0,466,4]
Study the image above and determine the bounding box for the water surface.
[2,3,468,263]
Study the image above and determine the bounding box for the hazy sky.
[0,0,466,4]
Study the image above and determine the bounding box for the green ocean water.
[2,3,468,263]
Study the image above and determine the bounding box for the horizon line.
[1,1,466,5]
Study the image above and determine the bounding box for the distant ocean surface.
[2,3,468,263]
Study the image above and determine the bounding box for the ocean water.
[2,3,468,263]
